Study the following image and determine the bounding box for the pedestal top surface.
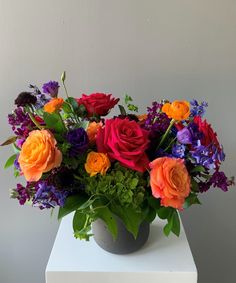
[46,213,197,273]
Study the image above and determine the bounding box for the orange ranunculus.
[137,114,147,122]
[44,97,64,113]
[85,151,111,177]
[162,100,190,121]
[86,121,102,144]
[149,157,190,209]
[18,130,62,181]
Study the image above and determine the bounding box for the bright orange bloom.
[44,98,64,113]
[85,151,111,177]
[162,100,190,121]
[86,121,102,145]
[149,157,190,210]
[18,130,62,181]
[137,114,147,122]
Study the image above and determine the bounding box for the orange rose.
[149,157,190,209]
[44,97,64,113]
[162,100,190,121]
[85,151,111,176]
[86,122,102,144]
[18,130,62,181]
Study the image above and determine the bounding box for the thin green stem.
[156,119,175,150]
[28,112,44,130]
[163,137,177,152]
[58,111,67,131]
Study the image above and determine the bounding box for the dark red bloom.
[96,118,150,172]
[77,93,119,116]
[194,116,220,148]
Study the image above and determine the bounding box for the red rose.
[194,116,220,148]
[96,118,150,172]
[77,93,119,116]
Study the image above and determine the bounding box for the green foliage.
[183,193,201,209]
[43,112,66,133]
[84,163,147,210]
[124,94,139,112]
[110,203,147,239]
[4,154,17,169]
[58,194,87,220]
[157,207,181,237]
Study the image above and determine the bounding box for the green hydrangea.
[84,163,147,210]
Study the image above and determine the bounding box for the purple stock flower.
[190,100,208,117]
[177,128,192,144]
[14,183,31,205]
[33,181,68,209]
[66,128,89,157]
[172,144,186,158]
[199,171,235,193]
[42,81,59,97]
[144,102,171,133]
[8,107,34,138]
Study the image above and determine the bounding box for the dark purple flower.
[8,107,34,137]
[172,144,186,158]
[190,100,208,117]
[13,183,31,205]
[177,128,192,144]
[42,81,59,97]
[15,92,37,107]
[144,102,171,133]
[66,128,88,157]
[199,171,234,192]
[33,181,68,209]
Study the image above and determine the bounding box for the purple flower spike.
[42,81,59,97]
[172,144,186,158]
[177,128,192,144]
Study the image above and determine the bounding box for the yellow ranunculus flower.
[85,151,111,177]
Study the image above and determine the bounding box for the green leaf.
[157,206,173,220]
[1,136,17,146]
[144,207,156,223]
[191,178,200,192]
[110,204,143,239]
[95,206,118,240]
[66,97,79,111]
[4,154,17,169]
[171,210,180,236]
[118,105,127,116]
[58,194,87,220]
[77,197,97,211]
[183,193,201,209]
[163,217,173,236]
[73,210,94,241]
[148,196,161,210]
[43,112,66,133]
[73,210,87,233]
[191,165,206,174]
[62,102,72,114]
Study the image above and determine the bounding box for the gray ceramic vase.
[92,216,150,254]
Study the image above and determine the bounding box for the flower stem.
[156,119,175,150]
[28,112,44,130]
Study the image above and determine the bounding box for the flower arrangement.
[2,72,234,241]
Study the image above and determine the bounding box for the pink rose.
[77,93,119,116]
[96,118,150,172]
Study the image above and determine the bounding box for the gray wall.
[0,1,235,282]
